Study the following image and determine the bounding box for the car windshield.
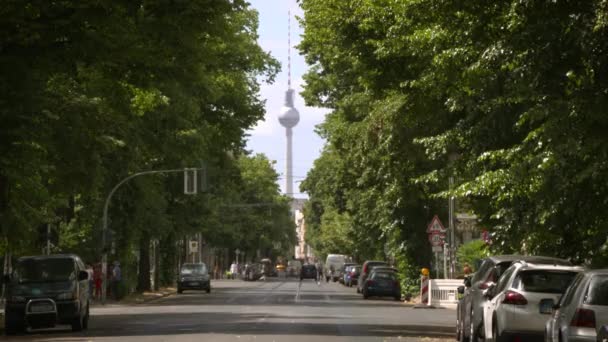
[14,258,75,283]
[514,270,578,294]
[585,275,608,306]
[181,264,207,275]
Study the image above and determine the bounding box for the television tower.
[278,9,300,197]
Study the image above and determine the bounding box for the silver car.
[545,269,608,342]
[456,255,572,342]
[483,261,583,341]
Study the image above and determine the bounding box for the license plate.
[30,304,54,313]
[189,282,200,286]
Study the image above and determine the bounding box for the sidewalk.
[91,286,177,306]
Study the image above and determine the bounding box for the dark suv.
[177,263,211,294]
[300,264,318,281]
[3,254,91,335]
[456,255,572,342]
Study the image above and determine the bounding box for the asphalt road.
[5,278,456,342]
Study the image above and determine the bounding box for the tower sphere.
[279,105,300,128]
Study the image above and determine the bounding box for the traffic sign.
[189,241,198,254]
[427,215,447,234]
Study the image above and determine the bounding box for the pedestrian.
[213,264,220,280]
[86,263,94,297]
[93,263,103,301]
[111,261,122,300]
[230,261,238,280]
[463,263,472,276]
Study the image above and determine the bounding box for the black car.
[177,263,211,294]
[3,254,91,335]
[357,260,389,293]
[300,264,318,281]
[361,269,401,300]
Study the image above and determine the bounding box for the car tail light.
[502,291,528,305]
[479,282,491,290]
[571,308,596,328]
[366,279,375,286]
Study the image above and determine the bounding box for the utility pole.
[449,176,455,278]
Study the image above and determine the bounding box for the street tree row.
[0,0,294,292]
[298,0,608,291]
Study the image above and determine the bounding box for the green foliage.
[456,240,489,273]
[0,1,291,293]
[299,0,608,285]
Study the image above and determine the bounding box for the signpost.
[427,215,447,279]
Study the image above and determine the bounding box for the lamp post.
[101,167,201,304]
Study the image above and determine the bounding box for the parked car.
[177,263,211,294]
[346,265,362,287]
[338,263,357,284]
[325,254,347,282]
[361,269,401,300]
[456,255,573,342]
[261,258,277,277]
[481,260,583,341]
[545,269,608,342]
[3,254,91,335]
[357,261,389,293]
[300,264,318,281]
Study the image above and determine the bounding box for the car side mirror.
[78,270,89,281]
[484,284,496,299]
[464,276,472,288]
[3,274,10,284]
[457,286,465,295]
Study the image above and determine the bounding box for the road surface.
[5,278,455,341]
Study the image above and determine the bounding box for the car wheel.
[4,312,26,335]
[469,311,479,342]
[492,319,502,342]
[71,311,85,332]
[394,295,401,301]
[82,303,90,330]
[177,288,183,294]
[206,287,211,294]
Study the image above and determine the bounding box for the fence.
[428,279,463,308]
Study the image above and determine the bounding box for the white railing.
[429,279,463,308]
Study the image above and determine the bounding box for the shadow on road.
[6,311,454,339]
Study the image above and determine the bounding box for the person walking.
[93,263,103,301]
[111,261,122,300]
[230,261,238,280]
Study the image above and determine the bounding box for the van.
[325,254,347,282]
[3,254,91,334]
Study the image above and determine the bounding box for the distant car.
[361,269,401,301]
[456,255,573,342]
[261,258,277,277]
[545,269,608,342]
[243,263,263,281]
[325,254,348,282]
[3,254,91,335]
[482,260,583,341]
[300,264,318,281]
[177,263,211,294]
[357,261,389,293]
[346,265,362,287]
[338,263,357,284]
[287,260,302,277]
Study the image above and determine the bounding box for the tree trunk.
[137,232,151,292]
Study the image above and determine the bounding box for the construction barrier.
[420,275,430,305]
[429,279,462,308]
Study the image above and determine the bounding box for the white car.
[482,261,583,341]
[545,269,608,342]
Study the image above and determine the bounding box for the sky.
[245,0,328,198]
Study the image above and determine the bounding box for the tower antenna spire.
[288,8,292,89]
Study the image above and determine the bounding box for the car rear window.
[515,270,578,294]
[372,272,396,280]
[585,275,608,306]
